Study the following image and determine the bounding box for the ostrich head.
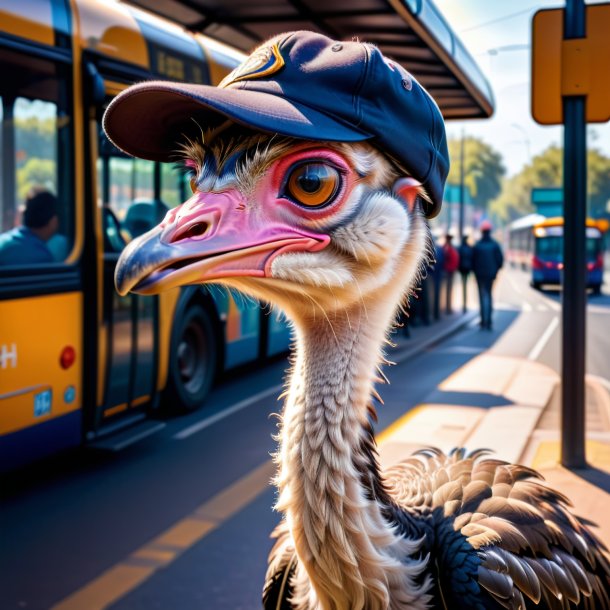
[105,31,448,327]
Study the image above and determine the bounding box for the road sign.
[532,187,563,218]
[532,3,610,125]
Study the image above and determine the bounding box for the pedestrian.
[458,234,474,313]
[442,233,459,314]
[472,220,504,330]
[431,236,444,320]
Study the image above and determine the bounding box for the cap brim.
[103,81,373,162]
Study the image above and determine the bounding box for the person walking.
[442,233,459,314]
[458,235,474,313]
[472,220,504,330]
[431,236,444,321]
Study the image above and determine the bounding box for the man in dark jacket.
[442,234,459,314]
[458,235,474,313]
[472,220,503,330]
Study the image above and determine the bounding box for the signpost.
[532,1,610,468]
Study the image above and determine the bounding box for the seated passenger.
[0,191,59,265]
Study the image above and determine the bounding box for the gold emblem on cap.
[219,43,285,88]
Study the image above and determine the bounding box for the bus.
[0,0,292,469]
[507,216,606,292]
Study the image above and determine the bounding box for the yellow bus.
[507,215,607,292]
[0,0,292,469]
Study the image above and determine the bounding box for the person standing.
[458,235,474,313]
[431,236,444,320]
[442,233,459,314]
[472,220,504,330]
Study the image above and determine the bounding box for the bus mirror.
[85,62,106,105]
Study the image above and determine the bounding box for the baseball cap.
[103,30,449,217]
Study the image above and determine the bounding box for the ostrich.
[104,31,610,610]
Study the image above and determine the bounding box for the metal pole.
[561,0,587,468]
[458,130,465,241]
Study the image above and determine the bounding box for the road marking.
[51,460,275,610]
[527,316,559,361]
[506,274,523,295]
[545,299,561,312]
[522,302,532,312]
[174,384,283,439]
[536,304,548,312]
[377,406,424,444]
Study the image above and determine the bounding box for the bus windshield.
[535,235,601,262]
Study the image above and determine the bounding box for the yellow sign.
[531,4,610,125]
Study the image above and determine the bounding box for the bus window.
[0,48,73,267]
[161,162,186,208]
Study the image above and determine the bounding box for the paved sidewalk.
[377,342,610,546]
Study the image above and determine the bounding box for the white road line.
[522,302,533,312]
[174,384,283,440]
[545,299,561,311]
[536,304,548,312]
[527,316,559,361]
[506,274,523,295]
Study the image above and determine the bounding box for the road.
[1,265,609,610]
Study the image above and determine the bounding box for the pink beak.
[115,189,329,296]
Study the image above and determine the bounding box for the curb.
[586,374,610,431]
[393,311,478,365]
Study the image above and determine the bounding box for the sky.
[434,0,610,177]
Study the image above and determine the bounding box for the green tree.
[491,145,610,222]
[17,158,56,202]
[447,136,505,210]
[15,117,56,166]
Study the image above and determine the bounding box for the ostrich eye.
[189,176,198,194]
[285,163,340,207]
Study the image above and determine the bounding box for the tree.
[17,158,56,202]
[491,145,610,222]
[447,136,505,210]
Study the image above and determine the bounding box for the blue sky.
[434,0,610,176]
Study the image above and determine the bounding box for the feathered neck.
[274,301,430,610]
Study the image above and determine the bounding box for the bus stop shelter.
[126,0,494,121]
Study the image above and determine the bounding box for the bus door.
[95,144,157,426]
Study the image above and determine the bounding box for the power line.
[460,8,533,33]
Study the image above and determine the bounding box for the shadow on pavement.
[570,464,610,493]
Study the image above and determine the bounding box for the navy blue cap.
[103,31,449,217]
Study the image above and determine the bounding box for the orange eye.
[189,176,198,194]
[286,163,340,207]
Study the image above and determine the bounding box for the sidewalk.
[378,337,610,546]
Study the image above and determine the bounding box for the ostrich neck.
[276,305,421,610]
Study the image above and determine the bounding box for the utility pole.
[458,129,465,241]
[561,0,587,468]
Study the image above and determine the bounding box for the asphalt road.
[1,266,609,610]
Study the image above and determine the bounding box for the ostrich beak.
[115,190,329,296]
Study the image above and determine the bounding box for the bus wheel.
[165,304,216,413]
